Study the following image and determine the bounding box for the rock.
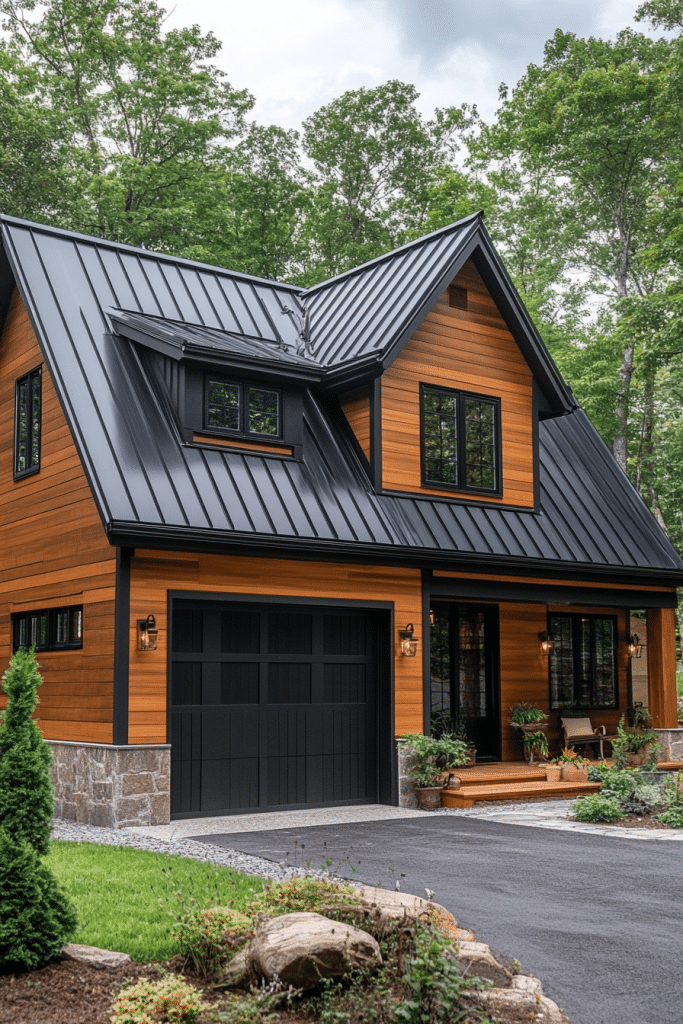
[219,912,381,991]
[467,986,569,1024]
[511,974,544,996]
[61,943,131,969]
[351,884,465,943]
[454,939,513,988]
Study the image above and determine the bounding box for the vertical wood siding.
[0,290,117,742]
[129,552,424,743]
[647,607,678,728]
[381,260,535,506]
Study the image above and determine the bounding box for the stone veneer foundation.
[396,737,418,808]
[654,728,683,763]
[47,740,171,828]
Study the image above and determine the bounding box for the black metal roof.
[2,213,681,583]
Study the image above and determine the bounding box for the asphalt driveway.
[191,815,683,1024]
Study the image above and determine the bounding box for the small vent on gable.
[448,285,468,310]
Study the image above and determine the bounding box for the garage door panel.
[171,601,379,816]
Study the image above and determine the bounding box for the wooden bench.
[561,717,617,760]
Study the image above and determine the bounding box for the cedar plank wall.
[128,551,423,743]
[382,260,534,506]
[340,389,372,462]
[0,290,117,741]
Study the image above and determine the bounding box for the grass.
[46,841,264,962]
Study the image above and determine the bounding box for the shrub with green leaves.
[176,905,252,979]
[0,648,54,854]
[587,765,635,801]
[250,876,360,917]
[0,649,78,969]
[656,806,683,829]
[110,974,206,1024]
[572,794,627,823]
[395,922,479,1024]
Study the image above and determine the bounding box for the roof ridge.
[0,213,305,294]
[302,210,483,297]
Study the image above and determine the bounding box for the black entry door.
[430,603,500,760]
[170,600,379,816]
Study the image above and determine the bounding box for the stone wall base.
[47,741,171,828]
[654,728,683,763]
[396,737,418,808]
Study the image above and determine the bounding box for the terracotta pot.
[625,743,654,768]
[545,765,562,783]
[414,786,444,810]
[561,764,588,782]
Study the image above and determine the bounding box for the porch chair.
[560,717,617,761]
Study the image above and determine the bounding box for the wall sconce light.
[538,630,554,653]
[399,623,419,657]
[627,633,643,659]
[137,614,158,651]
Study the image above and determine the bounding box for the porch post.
[646,607,678,728]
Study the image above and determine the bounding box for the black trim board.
[113,546,132,744]
[428,575,678,609]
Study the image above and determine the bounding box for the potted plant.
[433,712,476,766]
[544,759,562,783]
[558,748,590,782]
[509,703,548,763]
[611,710,661,770]
[403,732,468,809]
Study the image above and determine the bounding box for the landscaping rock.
[61,943,131,968]
[351,883,470,943]
[454,938,513,988]
[467,984,569,1023]
[219,911,381,991]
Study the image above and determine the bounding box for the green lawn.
[47,841,263,962]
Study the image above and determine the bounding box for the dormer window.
[421,385,501,494]
[205,378,281,439]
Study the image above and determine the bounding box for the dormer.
[308,212,575,509]
[110,311,325,461]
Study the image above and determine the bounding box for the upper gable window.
[15,366,42,479]
[205,378,281,439]
[421,385,500,494]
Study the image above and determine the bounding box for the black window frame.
[13,605,83,653]
[420,384,502,495]
[203,377,282,441]
[14,366,42,479]
[548,612,618,711]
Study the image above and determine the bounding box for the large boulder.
[219,911,381,991]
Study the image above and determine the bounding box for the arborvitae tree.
[0,648,54,855]
[0,649,77,969]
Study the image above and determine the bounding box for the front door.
[430,602,500,760]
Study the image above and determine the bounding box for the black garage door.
[170,599,381,816]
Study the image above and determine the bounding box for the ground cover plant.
[575,767,683,828]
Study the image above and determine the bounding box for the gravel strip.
[51,818,302,882]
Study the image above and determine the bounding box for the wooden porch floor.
[438,759,683,809]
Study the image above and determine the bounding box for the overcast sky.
[165,0,658,129]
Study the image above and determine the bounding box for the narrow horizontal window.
[13,605,83,652]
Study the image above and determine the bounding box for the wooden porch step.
[441,779,601,809]
[451,768,548,787]
[657,762,683,772]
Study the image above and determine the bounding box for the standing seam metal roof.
[1,213,681,578]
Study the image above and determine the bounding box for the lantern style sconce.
[137,614,158,651]
[538,630,554,654]
[399,623,419,657]
[626,633,643,659]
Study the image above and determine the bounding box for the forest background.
[1,0,683,563]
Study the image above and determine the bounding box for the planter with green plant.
[403,732,468,809]
[509,704,548,763]
[611,709,661,770]
[558,748,590,782]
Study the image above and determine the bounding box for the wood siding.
[0,290,117,742]
[381,260,534,506]
[340,389,372,462]
[129,551,424,743]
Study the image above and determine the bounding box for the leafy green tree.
[301,80,475,280]
[0,0,253,253]
[0,648,77,970]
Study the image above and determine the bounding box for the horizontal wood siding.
[0,290,116,743]
[382,260,534,506]
[499,603,629,760]
[340,389,371,462]
[129,552,423,743]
